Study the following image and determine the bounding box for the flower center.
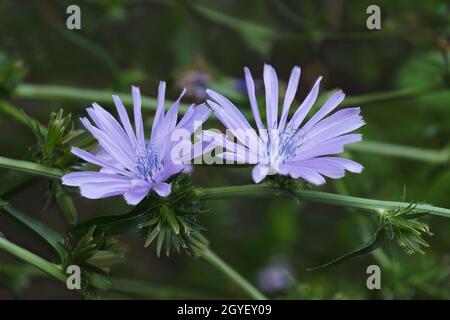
[266,127,305,170]
[135,144,163,183]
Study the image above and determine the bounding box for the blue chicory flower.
[62,83,210,205]
[205,64,364,185]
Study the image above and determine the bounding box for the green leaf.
[70,208,155,238]
[307,226,386,271]
[0,199,65,261]
[156,228,166,257]
[144,225,160,248]
[161,205,179,235]
[53,182,77,225]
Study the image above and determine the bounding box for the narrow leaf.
[307,227,386,271]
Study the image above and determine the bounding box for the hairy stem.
[197,185,450,218]
[201,248,267,300]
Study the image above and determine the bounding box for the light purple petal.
[244,67,266,134]
[71,147,131,176]
[320,157,364,173]
[291,134,362,161]
[303,114,365,147]
[124,179,152,205]
[132,86,145,148]
[303,107,361,139]
[154,182,172,197]
[286,76,322,130]
[263,64,279,130]
[252,164,270,183]
[151,81,166,139]
[87,103,134,155]
[80,118,136,170]
[62,171,130,186]
[301,90,345,132]
[113,94,137,149]
[177,104,211,135]
[207,99,264,153]
[289,159,345,179]
[153,89,186,144]
[279,165,326,185]
[279,66,301,131]
[206,89,255,132]
[80,181,131,199]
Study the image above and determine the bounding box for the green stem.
[0,156,63,179]
[198,185,450,218]
[341,85,438,107]
[201,248,267,300]
[0,236,65,282]
[1,154,449,218]
[348,141,449,164]
[14,83,189,112]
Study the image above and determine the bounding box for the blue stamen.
[135,144,163,182]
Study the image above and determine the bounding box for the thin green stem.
[0,236,65,282]
[348,141,449,164]
[341,85,439,107]
[198,185,450,218]
[201,248,267,300]
[0,156,63,179]
[15,83,189,112]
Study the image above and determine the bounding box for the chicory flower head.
[62,83,210,205]
[205,64,364,185]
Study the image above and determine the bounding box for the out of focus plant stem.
[201,248,267,300]
[196,185,450,218]
[348,141,449,164]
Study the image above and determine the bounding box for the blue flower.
[62,83,210,205]
[205,64,364,185]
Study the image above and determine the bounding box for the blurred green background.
[0,0,449,299]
